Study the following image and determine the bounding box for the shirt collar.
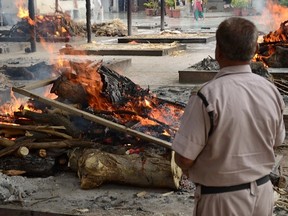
[214,65,252,80]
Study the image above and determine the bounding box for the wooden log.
[15,146,29,157]
[0,139,95,158]
[38,149,47,158]
[0,123,73,140]
[0,137,15,147]
[0,139,35,158]
[0,154,55,177]
[263,46,288,68]
[69,148,182,189]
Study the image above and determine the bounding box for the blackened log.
[1,62,53,80]
[99,65,150,105]
[50,73,89,106]
[0,154,55,177]
[263,46,288,68]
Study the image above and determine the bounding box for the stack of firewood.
[0,60,184,189]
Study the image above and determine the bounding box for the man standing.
[92,0,104,23]
[192,0,204,21]
[172,17,285,215]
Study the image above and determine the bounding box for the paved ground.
[0,11,234,89]
[0,8,280,88]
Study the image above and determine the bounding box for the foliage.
[279,0,288,6]
[165,0,176,8]
[144,0,159,9]
[231,0,249,8]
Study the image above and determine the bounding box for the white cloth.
[92,0,104,22]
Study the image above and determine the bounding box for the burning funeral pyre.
[0,13,85,43]
[0,2,128,44]
[0,60,184,190]
[256,19,288,68]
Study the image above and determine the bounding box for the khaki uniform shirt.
[172,65,285,187]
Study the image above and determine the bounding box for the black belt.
[201,175,270,195]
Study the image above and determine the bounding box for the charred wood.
[0,154,55,177]
[262,46,288,68]
[14,109,81,138]
[0,61,53,80]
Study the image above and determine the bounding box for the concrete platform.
[179,67,288,84]
[59,44,187,56]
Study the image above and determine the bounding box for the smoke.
[252,0,266,13]
[253,0,288,33]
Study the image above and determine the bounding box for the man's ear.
[215,43,221,60]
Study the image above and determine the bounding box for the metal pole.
[0,0,3,26]
[160,0,165,31]
[28,0,36,52]
[127,0,132,36]
[55,0,59,12]
[86,0,92,43]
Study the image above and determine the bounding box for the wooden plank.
[17,77,58,90]
[12,86,172,149]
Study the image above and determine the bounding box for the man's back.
[190,65,285,187]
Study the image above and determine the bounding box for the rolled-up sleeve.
[275,102,286,147]
[172,94,210,160]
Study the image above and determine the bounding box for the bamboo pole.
[12,86,172,149]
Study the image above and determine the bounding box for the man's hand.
[174,152,194,177]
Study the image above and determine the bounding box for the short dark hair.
[216,17,258,61]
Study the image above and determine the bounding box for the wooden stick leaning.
[12,85,173,150]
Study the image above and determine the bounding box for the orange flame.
[17,6,29,19]
[16,0,35,25]
[0,91,29,116]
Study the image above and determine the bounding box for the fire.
[0,92,29,116]
[257,0,288,31]
[16,0,35,25]
[253,1,288,66]
[0,86,56,119]
[17,6,29,19]
[50,60,184,133]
